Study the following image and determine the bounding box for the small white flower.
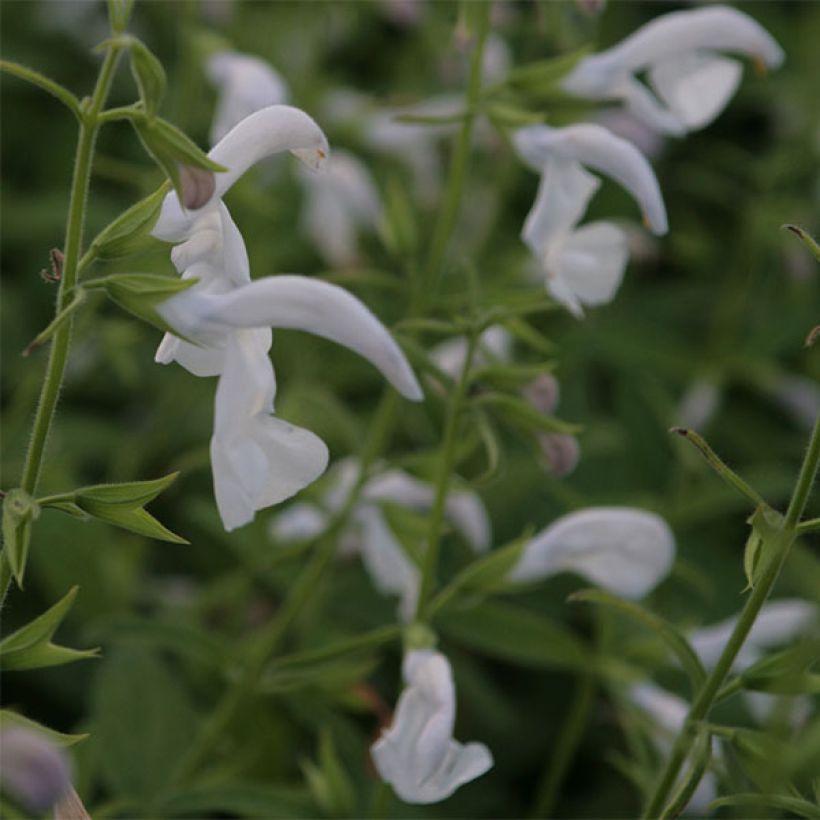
[514,123,667,317]
[206,50,289,144]
[561,5,784,136]
[298,149,381,268]
[270,459,490,620]
[508,507,675,599]
[676,378,721,430]
[0,727,72,813]
[430,325,513,381]
[371,649,493,804]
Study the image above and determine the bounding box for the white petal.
[182,275,422,401]
[269,502,328,542]
[443,491,491,552]
[509,506,675,598]
[650,53,742,131]
[547,221,628,312]
[617,75,689,137]
[207,50,289,145]
[677,379,721,430]
[521,157,600,255]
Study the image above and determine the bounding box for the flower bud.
[179,164,216,210]
[522,373,560,416]
[538,432,580,477]
[0,728,71,812]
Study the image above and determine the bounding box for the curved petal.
[521,156,601,254]
[184,275,422,401]
[650,53,742,131]
[617,75,688,137]
[509,506,675,599]
[547,221,629,313]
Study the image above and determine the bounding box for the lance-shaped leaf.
[85,185,168,262]
[85,272,199,337]
[127,38,166,119]
[709,794,820,819]
[0,711,88,747]
[40,473,187,544]
[2,489,40,587]
[471,392,579,435]
[0,587,98,671]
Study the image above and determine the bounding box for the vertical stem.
[643,414,820,817]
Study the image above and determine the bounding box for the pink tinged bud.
[538,432,581,478]
[522,373,561,416]
[0,728,72,813]
[53,786,91,820]
[178,163,216,210]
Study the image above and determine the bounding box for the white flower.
[677,378,721,430]
[561,5,784,136]
[627,683,717,815]
[298,149,381,268]
[430,325,513,381]
[270,459,490,620]
[508,507,675,599]
[206,50,289,145]
[514,123,667,317]
[152,105,421,530]
[0,727,72,813]
[371,649,493,804]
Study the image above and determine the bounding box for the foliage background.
[1,0,819,817]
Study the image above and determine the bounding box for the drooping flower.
[561,5,784,136]
[152,105,422,530]
[508,507,675,599]
[270,459,490,620]
[206,50,289,144]
[371,649,493,804]
[514,123,667,316]
[297,149,381,268]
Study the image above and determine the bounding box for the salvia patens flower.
[372,649,493,804]
[270,459,489,620]
[561,5,784,136]
[0,728,72,813]
[206,50,289,144]
[508,507,675,599]
[297,149,381,268]
[514,123,667,317]
[627,683,717,815]
[152,106,421,530]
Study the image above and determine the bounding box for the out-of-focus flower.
[562,5,784,136]
[53,787,91,820]
[575,0,606,17]
[298,149,381,268]
[537,432,581,478]
[430,325,513,381]
[152,106,421,530]
[627,683,717,815]
[514,123,667,316]
[522,373,561,416]
[0,728,72,813]
[676,378,721,430]
[206,50,289,144]
[768,374,820,432]
[270,459,489,620]
[508,507,675,599]
[371,649,493,804]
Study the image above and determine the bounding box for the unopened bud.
[179,163,216,210]
[0,728,72,812]
[53,786,91,820]
[522,374,560,416]
[538,433,580,477]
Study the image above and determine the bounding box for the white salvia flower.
[152,105,421,530]
[767,374,820,432]
[0,728,72,813]
[206,50,289,144]
[270,459,490,620]
[508,507,675,599]
[430,325,513,381]
[372,649,493,804]
[514,123,667,317]
[561,5,784,136]
[677,378,721,430]
[627,683,717,815]
[298,149,381,268]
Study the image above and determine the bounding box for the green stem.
[420,4,490,293]
[643,414,820,817]
[796,516,820,534]
[0,60,81,118]
[414,333,479,622]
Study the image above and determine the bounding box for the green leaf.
[303,729,355,817]
[486,102,546,129]
[471,392,579,435]
[156,783,315,819]
[743,504,784,590]
[72,473,180,508]
[784,224,820,262]
[126,38,166,118]
[0,587,99,671]
[131,116,225,201]
[87,184,168,261]
[84,273,198,337]
[709,794,820,819]
[570,589,707,693]
[380,173,418,258]
[0,710,88,746]
[738,640,820,695]
[438,599,588,671]
[2,488,39,587]
[77,503,187,543]
[504,47,592,94]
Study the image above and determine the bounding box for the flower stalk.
[643,413,820,817]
